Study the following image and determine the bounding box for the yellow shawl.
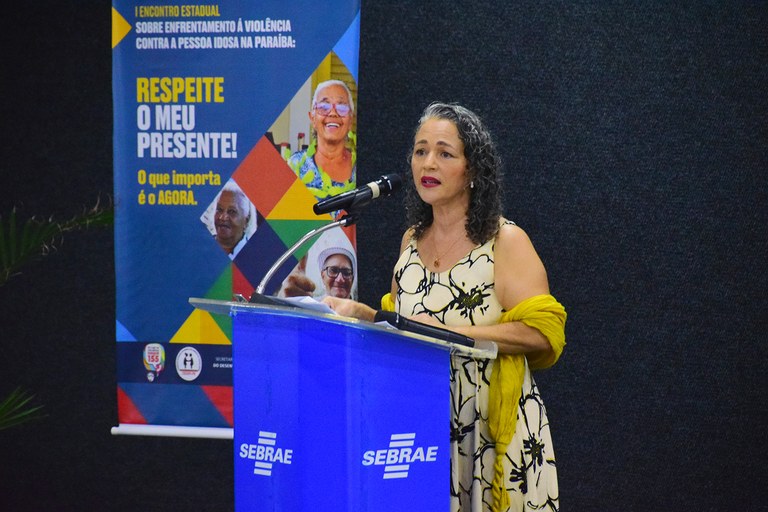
[380,292,567,512]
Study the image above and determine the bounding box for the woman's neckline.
[413,238,484,274]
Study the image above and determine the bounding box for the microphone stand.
[254,213,358,296]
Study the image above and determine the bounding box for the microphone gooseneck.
[256,174,402,297]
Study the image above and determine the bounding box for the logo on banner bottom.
[239,431,294,476]
[362,433,439,479]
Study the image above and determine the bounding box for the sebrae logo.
[239,431,293,477]
[362,433,439,479]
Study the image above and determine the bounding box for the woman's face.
[310,84,352,145]
[214,190,248,253]
[411,118,470,210]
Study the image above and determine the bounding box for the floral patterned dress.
[393,227,559,512]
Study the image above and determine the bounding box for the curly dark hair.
[405,102,503,245]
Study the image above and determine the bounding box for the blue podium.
[191,299,496,512]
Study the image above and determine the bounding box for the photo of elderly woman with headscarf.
[277,228,357,301]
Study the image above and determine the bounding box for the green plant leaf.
[0,197,113,287]
[0,387,45,430]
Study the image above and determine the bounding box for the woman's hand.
[322,296,376,322]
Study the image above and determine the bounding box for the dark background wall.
[1,2,765,511]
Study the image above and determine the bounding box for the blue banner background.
[113,0,360,342]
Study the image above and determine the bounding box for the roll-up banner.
[112,1,361,436]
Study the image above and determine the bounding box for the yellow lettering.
[136,77,225,103]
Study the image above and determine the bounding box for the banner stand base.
[111,424,233,439]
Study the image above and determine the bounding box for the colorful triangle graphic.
[267,219,332,261]
[232,264,255,301]
[170,309,231,345]
[169,265,233,345]
[267,179,330,221]
[111,8,132,49]
[204,265,234,339]
[233,137,299,219]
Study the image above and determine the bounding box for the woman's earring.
[470,181,475,189]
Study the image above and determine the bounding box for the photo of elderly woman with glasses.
[286,79,356,208]
[316,245,356,299]
[277,229,358,301]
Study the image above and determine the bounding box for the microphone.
[373,310,475,348]
[313,174,403,215]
